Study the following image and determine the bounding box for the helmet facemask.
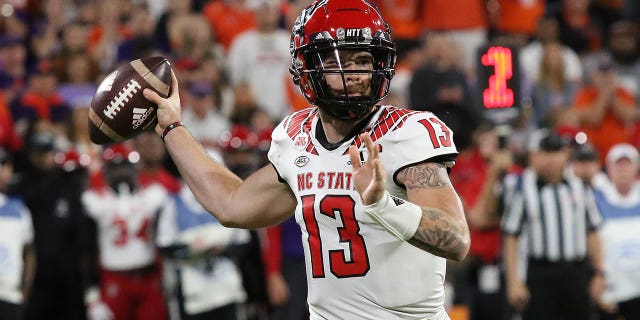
[296,40,395,120]
[289,0,397,121]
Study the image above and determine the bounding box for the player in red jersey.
[145,1,470,319]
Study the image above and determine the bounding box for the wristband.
[363,192,422,240]
[161,121,183,142]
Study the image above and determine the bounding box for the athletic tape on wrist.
[363,192,422,240]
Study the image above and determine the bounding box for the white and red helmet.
[289,0,396,120]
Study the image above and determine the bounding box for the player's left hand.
[349,133,386,206]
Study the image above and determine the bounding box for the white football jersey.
[268,106,458,320]
[0,194,33,304]
[82,183,167,271]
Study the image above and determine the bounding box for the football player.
[82,144,168,320]
[144,1,470,319]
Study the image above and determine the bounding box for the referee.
[501,132,605,320]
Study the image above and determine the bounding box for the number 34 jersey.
[268,106,458,320]
[82,183,167,271]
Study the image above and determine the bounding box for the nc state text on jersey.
[297,171,354,192]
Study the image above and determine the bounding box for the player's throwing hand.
[349,133,386,206]
[143,71,182,135]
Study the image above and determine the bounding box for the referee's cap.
[606,143,639,165]
[528,129,570,153]
[573,143,599,162]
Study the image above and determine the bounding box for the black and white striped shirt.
[501,169,603,262]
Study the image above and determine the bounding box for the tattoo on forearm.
[408,208,467,260]
[399,163,467,259]
[400,163,452,190]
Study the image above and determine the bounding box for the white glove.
[85,287,114,320]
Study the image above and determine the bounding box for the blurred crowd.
[0,0,639,320]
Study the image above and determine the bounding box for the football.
[89,56,172,145]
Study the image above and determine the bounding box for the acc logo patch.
[294,155,310,167]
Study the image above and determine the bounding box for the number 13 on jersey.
[418,118,452,149]
[302,194,371,278]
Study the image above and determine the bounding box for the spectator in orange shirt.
[573,57,638,161]
[369,0,422,55]
[492,0,546,40]
[203,0,256,51]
